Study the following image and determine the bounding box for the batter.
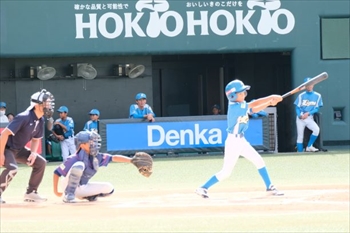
[195,79,284,198]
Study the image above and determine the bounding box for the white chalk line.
[110,189,349,209]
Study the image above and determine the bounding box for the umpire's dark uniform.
[0,109,47,202]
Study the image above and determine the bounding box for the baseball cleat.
[306,146,319,152]
[24,191,47,202]
[195,188,209,198]
[63,193,76,203]
[83,195,98,202]
[266,185,284,196]
[0,197,6,204]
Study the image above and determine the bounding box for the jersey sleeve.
[53,156,79,177]
[6,114,27,135]
[97,153,113,167]
[145,105,156,117]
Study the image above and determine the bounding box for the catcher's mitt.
[131,152,153,177]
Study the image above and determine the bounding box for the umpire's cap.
[0,102,6,108]
[57,106,68,113]
[135,93,147,100]
[89,109,100,116]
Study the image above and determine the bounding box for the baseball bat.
[282,72,328,99]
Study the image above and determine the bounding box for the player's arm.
[111,154,132,163]
[53,172,63,197]
[249,95,282,113]
[0,128,12,167]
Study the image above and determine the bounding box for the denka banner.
[105,118,263,152]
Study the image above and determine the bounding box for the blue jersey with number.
[227,101,250,134]
[294,91,323,116]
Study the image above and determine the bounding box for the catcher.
[53,130,153,203]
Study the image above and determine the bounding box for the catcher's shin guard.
[65,164,84,196]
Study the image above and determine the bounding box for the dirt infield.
[1,184,348,220]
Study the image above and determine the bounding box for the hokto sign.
[75,0,295,39]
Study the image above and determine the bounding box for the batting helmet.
[75,131,101,156]
[225,80,250,102]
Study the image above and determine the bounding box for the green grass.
[1,151,349,233]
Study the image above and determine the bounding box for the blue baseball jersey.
[5,109,44,149]
[129,104,156,119]
[83,120,98,132]
[55,117,74,138]
[227,101,250,134]
[54,149,113,185]
[294,91,323,116]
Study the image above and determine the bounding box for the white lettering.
[159,11,183,37]
[75,14,97,39]
[147,124,221,147]
[236,10,256,35]
[124,12,146,37]
[75,1,296,39]
[208,128,222,144]
[166,130,180,146]
[195,124,208,144]
[186,11,209,36]
[98,12,123,39]
[148,125,164,146]
[209,10,234,36]
[271,9,295,34]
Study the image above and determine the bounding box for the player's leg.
[196,134,241,198]
[14,148,48,202]
[61,161,85,203]
[60,140,70,162]
[75,182,114,202]
[0,149,18,203]
[241,139,283,196]
[67,137,77,157]
[296,117,307,152]
[305,117,320,152]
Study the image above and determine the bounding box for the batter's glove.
[131,152,153,177]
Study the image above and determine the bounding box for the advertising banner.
[99,115,269,154]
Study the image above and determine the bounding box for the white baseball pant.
[60,161,114,199]
[60,137,76,162]
[296,115,320,143]
[215,133,266,181]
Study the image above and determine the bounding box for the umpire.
[0,90,55,204]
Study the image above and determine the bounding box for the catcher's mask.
[75,131,101,156]
[26,89,55,118]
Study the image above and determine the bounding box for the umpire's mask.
[27,89,55,118]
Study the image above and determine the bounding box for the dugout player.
[294,77,323,152]
[0,90,55,204]
[83,109,100,132]
[53,130,134,203]
[53,106,76,162]
[129,93,156,122]
[195,80,284,198]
